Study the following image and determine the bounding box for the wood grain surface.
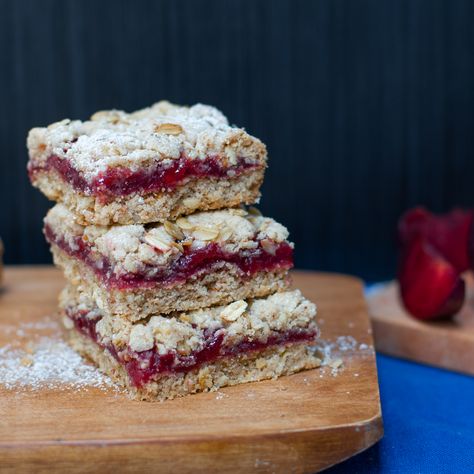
[367,276,474,376]
[0,267,382,473]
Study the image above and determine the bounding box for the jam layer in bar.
[45,204,294,319]
[61,286,320,401]
[27,101,266,225]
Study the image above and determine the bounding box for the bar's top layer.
[61,286,317,355]
[27,101,266,179]
[45,204,291,274]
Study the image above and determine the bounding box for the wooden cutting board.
[0,267,382,473]
[367,275,474,375]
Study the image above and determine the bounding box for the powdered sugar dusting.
[312,335,374,376]
[0,339,115,390]
[27,101,266,177]
[0,316,372,393]
[0,317,117,392]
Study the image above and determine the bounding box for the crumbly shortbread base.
[52,246,290,319]
[34,169,264,226]
[69,330,321,401]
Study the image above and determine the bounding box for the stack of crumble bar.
[27,101,320,401]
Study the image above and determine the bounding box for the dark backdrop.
[1,0,473,281]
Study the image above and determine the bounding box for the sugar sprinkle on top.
[27,101,266,178]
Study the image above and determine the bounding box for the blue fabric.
[325,354,474,473]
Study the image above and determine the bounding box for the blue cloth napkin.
[325,283,474,472]
[325,354,474,473]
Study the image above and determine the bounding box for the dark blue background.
[1,0,474,281]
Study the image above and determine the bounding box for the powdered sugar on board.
[312,335,375,377]
[0,314,373,394]
[0,315,117,392]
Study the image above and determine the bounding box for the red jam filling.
[44,224,294,289]
[28,153,260,199]
[69,310,317,387]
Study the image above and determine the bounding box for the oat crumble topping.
[27,101,267,179]
[45,203,291,276]
[61,287,317,356]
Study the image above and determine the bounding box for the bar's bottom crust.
[69,330,321,402]
[53,247,290,319]
[33,169,264,226]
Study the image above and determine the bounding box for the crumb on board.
[0,317,374,393]
[310,335,374,377]
[0,318,118,392]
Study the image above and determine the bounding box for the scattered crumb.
[336,336,358,352]
[310,335,374,377]
[329,358,343,370]
[0,317,374,394]
[0,338,117,391]
[0,318,118,392]
[20,356,33,367]
[25,342,35,354]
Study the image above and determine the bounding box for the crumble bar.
[27,101,266,225]
[61,286,320,401]
[45,204,294,319]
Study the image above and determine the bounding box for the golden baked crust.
[69,330,320,402]
[32,166,264,226]
[64,287,319,401]
[54,247,290,319]
[27,101,267,225]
